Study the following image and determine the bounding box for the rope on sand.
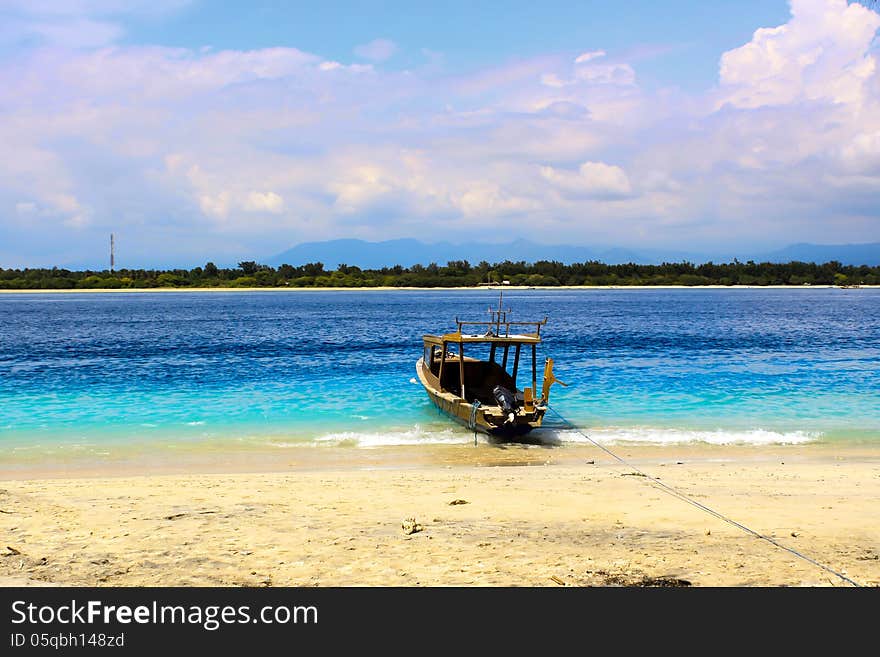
[546,404,860,587]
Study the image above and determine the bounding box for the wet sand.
[1,443,878,587]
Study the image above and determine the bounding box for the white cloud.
[199,192,230,219]
[718,0,880,109]
[574,50,606,64]
[244,191,285,214]
[543,50,635,87]
[47,193,90,228]
[539,73,568,88]
[540,162,633,199]
[330,165,395,214]
[353,38,398,62]
[457,183,537,217]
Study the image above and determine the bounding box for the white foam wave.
[314,425,467,447]
[269,425,821,448]
[185,421,205,426]
[554,426,820,446]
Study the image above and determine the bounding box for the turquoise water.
[1,289,878,463]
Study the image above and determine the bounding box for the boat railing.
[453,317,547,338]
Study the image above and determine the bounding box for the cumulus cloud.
[542,50,636,88]
[1,0,880,267]
[540,162,633,199]
[353,38,398,62]
[244,191,285,214]
[574,50,606,64]
[199,192,231,219]
[718,0,880,108]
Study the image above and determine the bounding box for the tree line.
[0,258,877,289]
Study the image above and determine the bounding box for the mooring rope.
[545,404,860,587]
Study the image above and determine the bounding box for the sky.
[1,0,879,268]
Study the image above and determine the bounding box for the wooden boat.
[415,294,566,437]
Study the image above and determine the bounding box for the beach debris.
[164,510,218,521]
[550,575,566,586]
[3,546,21,556]
[586,460,595,465]
[791,532,799,538]
[621,472,646,477]
[637,576,691,587]
[599,570,691,587]
[448,499,469,506]
[0,509,13,514]
[401,518,423,535]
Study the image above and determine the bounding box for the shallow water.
[1,288,878,464]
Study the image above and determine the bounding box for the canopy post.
[438,342,447,390]
[531,343,537,396]
[512,343,521,384]
[459,341,466,401]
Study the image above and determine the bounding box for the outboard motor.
[492,385,517,424]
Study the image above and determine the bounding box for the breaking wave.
[304,425,821,447]
[531,426,818,445]
[313,425,471,447]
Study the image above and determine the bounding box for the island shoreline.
[2,284,879,293]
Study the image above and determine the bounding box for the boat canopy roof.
[423,315,546,346]
[423,332,541,345]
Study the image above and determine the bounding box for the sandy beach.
[1,443,878,587]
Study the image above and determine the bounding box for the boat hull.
[416,358,544,438]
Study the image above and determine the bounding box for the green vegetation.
[1,259,878,289]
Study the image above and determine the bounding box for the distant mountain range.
[759,242,880,266]
[268,239,880,269]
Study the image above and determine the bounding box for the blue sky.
[124,1,791,88]
[1,0,879,268]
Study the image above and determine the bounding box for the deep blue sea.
[1,289,878,465]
